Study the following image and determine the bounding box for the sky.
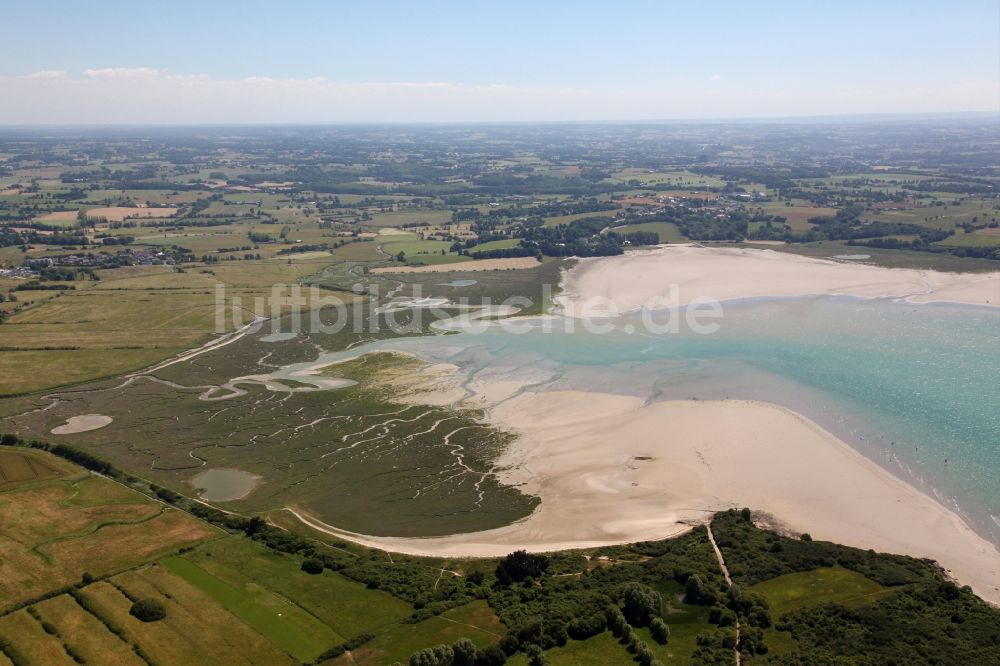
[1,0,998,124]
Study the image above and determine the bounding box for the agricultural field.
[0,447,218,611]
[758,201,838,232]
[77,571,291,666]
[606,168,726,189]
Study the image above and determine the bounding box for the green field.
[348,601,505,665]
[173,536,412,637]
[748,565,895,617]
[162,556,342,661]
[473,238,523,251]
[0,256,347,395]
[610,221,685,243]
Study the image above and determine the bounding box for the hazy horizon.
[0,111,997,130]
[2,0,998,124]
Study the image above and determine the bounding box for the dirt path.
[438,615,503,639]
[706,523,740,666]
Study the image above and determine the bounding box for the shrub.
[452,638,477,665]
[684,574,706,604]
[301,558,324,574]
[567,612,606,640]
[621,582,662,626]
[606,606,628,637]
[409,643,454,666]
[476,644,507,665]
[496,550,549,585]
[650,617,670,645]
[129,598,166,622]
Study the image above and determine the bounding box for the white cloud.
[710,74,721,81]
[19,70,67,80]
[83,67,161,79]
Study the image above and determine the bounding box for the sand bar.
[51,414,113,434]
[556,245,1000,316]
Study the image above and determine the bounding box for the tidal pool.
[190,468,261,501]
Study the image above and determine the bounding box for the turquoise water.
[354,296,1000,544]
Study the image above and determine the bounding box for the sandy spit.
[556,245,999,316]
[289,391,999,603]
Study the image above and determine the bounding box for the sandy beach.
[556,245,1000,316]
[290,391,1000,604]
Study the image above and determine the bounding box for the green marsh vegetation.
[7,308,540,537]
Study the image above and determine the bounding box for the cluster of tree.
[495,551,549,585]
[711,509,935,587]
[486,526,732,661]
[674,214,750,241]
[11,281,75,292]
[459,199,618,225]
[0,228,25,248]
[247,231,275,243]
[408,638,504,666]
[99,235,135,245]
[469,246,538,260]
[25,231,90,246]
[519,216,623,257]
[771,581,1000,664]
[310,632,376,662]
[606,606,661,665]
[911,180,995,194]
[617,206,776,242]
[276,243,329,255]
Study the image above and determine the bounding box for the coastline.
[286,385,1000,604]
[280,246,1000,603]
[555,245,1000,316]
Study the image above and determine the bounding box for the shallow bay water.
[338,295,1000,545]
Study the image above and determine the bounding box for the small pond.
[190,468,261,501]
